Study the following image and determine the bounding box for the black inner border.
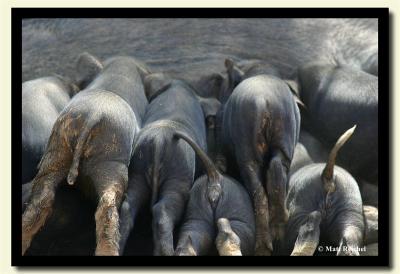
[12,8,390,267]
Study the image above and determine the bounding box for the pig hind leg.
[265,151,289,243]
[118,174,150,255]
[22,147,72,255]
[90,161,128,256]
[238,161,273,256]
[229,219,256,256]
[152,190,188,256]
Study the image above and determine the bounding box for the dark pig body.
[175,175,255,256]
[284,127,365,256]
[118,78,207,256]
[219,74,300,255]
[298,63,378,183]
[173,132,255,256]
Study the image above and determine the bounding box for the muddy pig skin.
[118,76,207,256]
[173,132,255,256]
[22,76,79,184]
[22,53,148,256]
[284,126,364,256]
[22,182,156,256]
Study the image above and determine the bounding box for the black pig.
[173,132,255,256]
[216,72,301,255]
[285,126,365,256]
[22,53,148,256]
[297,63,378,184]
[118,75,209,256]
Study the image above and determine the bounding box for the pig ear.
[225,58,244,90]
[190,72,225,100]
[198,96,221,119]
[284,80,306,110]
[224,58,235,70]
[143,73,172,102]
[209,72,224,95]
[75,52,103,89]
[134,60,152,81]
[51,73,80,96]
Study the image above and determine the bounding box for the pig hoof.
[22,240,30,256]
[175,248,197,256]
[154,246,174,256]
[271,223,286,242]
[95,250,119,256]
[255,244,272,256]
[95,245,119,256]
[22,230,33,256]
[255,237,273,256]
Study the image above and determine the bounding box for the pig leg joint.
[152,202,175,256]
